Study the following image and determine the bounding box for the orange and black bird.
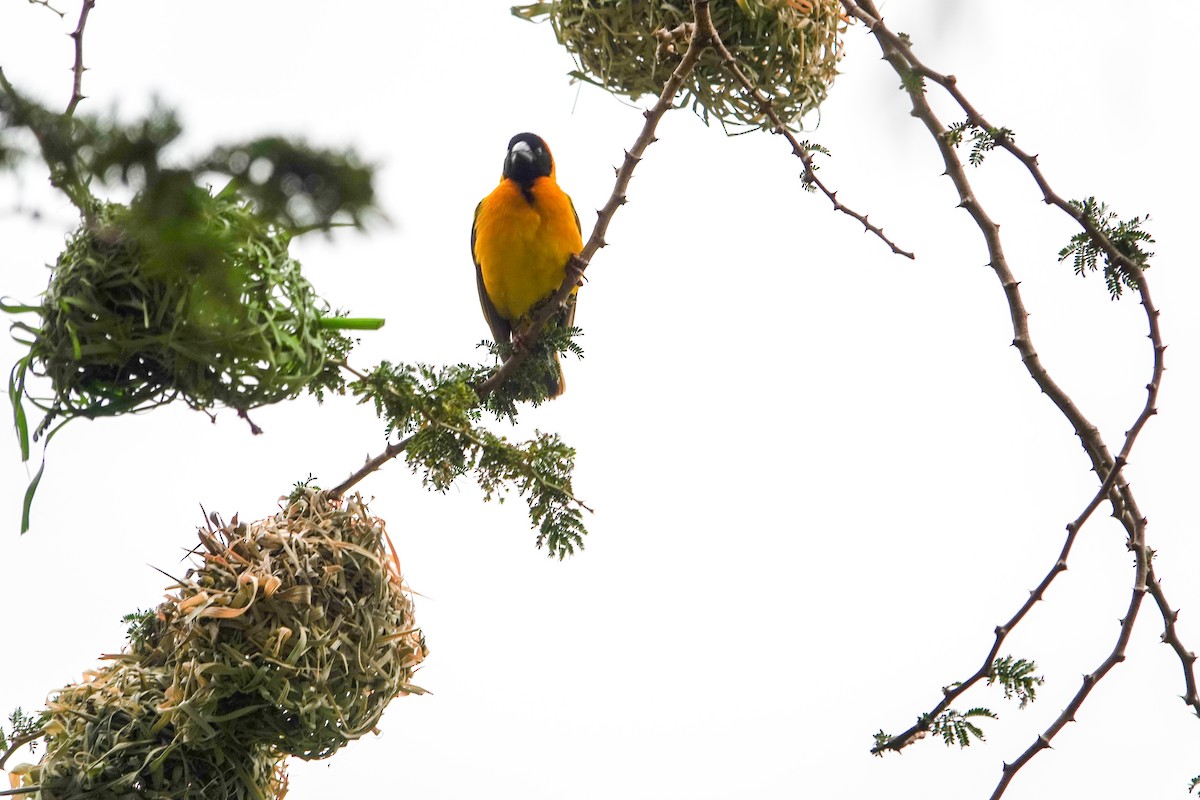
[471,133,583,397]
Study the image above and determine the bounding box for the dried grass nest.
[13,490,426,800]
[512,0,846,131]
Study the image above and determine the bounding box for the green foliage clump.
[928,706,998,748]
[1,82,381,530]
[930,656,1043,747]
[987,654,1043,709]
[11,490,425,800]
[352,360,588,558]
[1,707,43,758]
[512,0,845,132]
[945,120,1015,166]
[874,654,1043,755]
[1058,197,1154,298]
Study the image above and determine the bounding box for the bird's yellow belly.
[475,183,580,322]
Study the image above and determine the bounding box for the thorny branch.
[705,20,914,259]
[841,0,1192,792]
[65,0,94,116]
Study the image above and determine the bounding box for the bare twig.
[327,434,416,500]
[0,786,41,797]
[65,0,95,116]
[705,18,914,259]
[1147,562,1200,718]
[841,1,1186,789]
[27,0,64,15]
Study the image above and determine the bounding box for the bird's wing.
[471,199,513,349]
[562,193,582,331]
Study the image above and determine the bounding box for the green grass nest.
[10,189,341,439]
[512,0,845,131]
[13,490,426,800]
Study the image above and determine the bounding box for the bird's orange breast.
[473,177,582,322]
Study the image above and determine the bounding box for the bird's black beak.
[505,140,536,176]
[502,136,552,184]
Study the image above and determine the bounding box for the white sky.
[2,2,1198,798]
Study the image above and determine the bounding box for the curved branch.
[990,560,1149,800]
[872,455,1130,754]
[842,1,1187,784]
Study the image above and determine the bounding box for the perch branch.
[475,1,715,399]
[328,1,716,495]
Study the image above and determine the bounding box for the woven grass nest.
[12,191,339,438]
[14,490,426,800]
[512,0,846,131]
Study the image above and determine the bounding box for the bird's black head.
[503,132,554,185]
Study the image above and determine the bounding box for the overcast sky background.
[2,2,1198,798]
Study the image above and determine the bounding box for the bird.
[471,133,583,398]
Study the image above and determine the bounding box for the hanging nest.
[10,189,342,439]
[12,490,426,800]
[512,0,846,131]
